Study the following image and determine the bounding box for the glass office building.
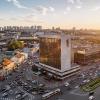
[40,37,61,69]
[39,34,80,79]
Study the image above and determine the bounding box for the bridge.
[0,37,13,42]
[18,37,39,43]
[0,36,39,43]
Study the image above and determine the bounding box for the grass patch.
[81,77,100,92]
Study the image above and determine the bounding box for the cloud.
[75,5,82,9]
[64,0,82,14]
[75,0,82,9]
[6,14,45,24]
[6,0,55,15]
[6,0,28,9]
[67,0,82,9]
[23,15,45,23]
[66,6,71,11]
[76,0,82,5]
[35,6,48,15]
[49,7,55,12]
[6,0,55,14]
[32,6,55,15]
[67,0,75,4]
[64,11,68,15]
[92,6,100,11]
[67,0,82,4]
[64,6,71,14]
[0,18,7,21]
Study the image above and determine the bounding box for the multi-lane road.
[1,54,100,100]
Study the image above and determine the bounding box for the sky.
[0,0,100,29]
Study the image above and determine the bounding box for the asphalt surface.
[1,53,100,100]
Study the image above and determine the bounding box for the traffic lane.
[47,86,88,100]
[59,84,100,100]
[44,89,88,100]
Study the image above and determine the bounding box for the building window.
[66,40,69,47]
[40,38,61,69]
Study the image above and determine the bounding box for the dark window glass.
[66,40,69,47]
[40,37,61,69]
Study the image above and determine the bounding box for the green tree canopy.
[8,40,24,50]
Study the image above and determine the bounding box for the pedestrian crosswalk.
[0,98,35,100]
[0,98,16,100]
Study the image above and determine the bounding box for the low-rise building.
[74,49,100,65]
[11,52,27,65]
[1,58,15,76]
[0,51,27,77]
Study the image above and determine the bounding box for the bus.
[42,88,61,100]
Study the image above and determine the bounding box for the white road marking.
[70,89,88,96]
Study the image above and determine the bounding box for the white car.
[64,82,69,87]
[2,92,8,97]
[75,85,79,89]
[88,95,95,100]
[16,94,21,99]
[83,79,90,83]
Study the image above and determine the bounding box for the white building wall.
[61,34,71,71]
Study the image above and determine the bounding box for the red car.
[0,76,5,81]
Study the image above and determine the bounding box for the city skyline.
[0,0,100,29]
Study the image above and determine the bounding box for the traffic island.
[81,77,100,92]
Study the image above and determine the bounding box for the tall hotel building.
[39,33,80,79]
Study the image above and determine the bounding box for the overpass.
[18,37,39,42]
[0,37,13,42]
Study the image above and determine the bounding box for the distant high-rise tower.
[37,26,42,30]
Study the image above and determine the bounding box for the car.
[16,94,21,99]
[15,91,23,94]
[5,85,11,90]
[2,92,8,97]
[38,84,45,87]
[32,80,38,85]
[38,91,44,94]
[24,82,28,85]
[64,82,69,87]
[89,92,94,96]
[17,81,23,85]
[75,85,79,89]
[9,89,13,94]
[19,92,24,95]
[83,79,90,83]
[44,90,51,93]
[10,83,16,88]
[0,87,6,92]
[0,76,5,81]
[88,95,95,100]
[9,73,12,76]
[32,91,37,95]
[1,86,11,93]
[21,93,28,98]
[21,71,23,74]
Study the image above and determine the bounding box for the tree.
[8,40,24,50]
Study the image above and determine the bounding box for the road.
[1,53,100,100]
